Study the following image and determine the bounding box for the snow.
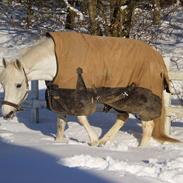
[63,0,84,20]
[120,5,127,11]
[62,154,183,183]
[1,110,183,183]
[0,6,183,183]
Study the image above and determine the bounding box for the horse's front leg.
[55,114,67,142]
[77,116,99,146]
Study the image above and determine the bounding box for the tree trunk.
[97,0,110,36]
[180,0,183,6]
[110,0,122,37]
[87,0,98,35]
[26,0,33,29]
[120,0,136,38]
[110,0,135,38]
[153,0,161,25]
[65,1,76,30]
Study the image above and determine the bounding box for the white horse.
[0,35,179,146]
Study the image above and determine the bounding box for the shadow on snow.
[0,138,112,183]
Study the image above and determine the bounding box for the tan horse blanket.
[47,31,170,98]
[46,31,170,117]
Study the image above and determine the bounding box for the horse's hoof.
[89,140,99,146]
[55,138,63,143]
[139,141,149,147]
[55,136,68,143]
[98,139,107,147]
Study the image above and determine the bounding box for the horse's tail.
[152,92,180,143]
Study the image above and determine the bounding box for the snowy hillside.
[0,6,183,183]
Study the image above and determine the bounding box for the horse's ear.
[2,58,7,68]
[15,59,22,70]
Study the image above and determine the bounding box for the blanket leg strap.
[99,113,129,146]
[77,116,98,146]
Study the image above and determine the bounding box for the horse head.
[0,59,29,119]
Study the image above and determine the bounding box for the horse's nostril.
[3,111,15,120]
[3,115,9,120]
[3,116,8,120]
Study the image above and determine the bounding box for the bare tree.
[25,0,33,29]
[153,0,161,25]
[87,0,98,35]
[65,0,76,29]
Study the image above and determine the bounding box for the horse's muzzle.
[2,101,24,120]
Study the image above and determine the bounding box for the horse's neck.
[20,37,57,81]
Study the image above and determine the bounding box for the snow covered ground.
[0,6,183,183]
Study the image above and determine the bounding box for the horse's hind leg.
[77,116,99,146]
[55,114,67,142]
[139,120,154,146]
[99,112,129,146]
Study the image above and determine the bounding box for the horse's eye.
[16,84,22,88]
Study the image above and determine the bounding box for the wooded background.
[0,0,182,40]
